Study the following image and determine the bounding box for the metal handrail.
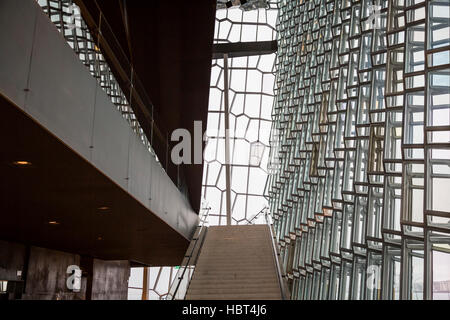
[264,211,290,300]
[247,206,270,225]
[167,204,210,300]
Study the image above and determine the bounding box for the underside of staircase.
[185,225,283,300]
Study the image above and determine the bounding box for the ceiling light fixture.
[48,221,60,225]
[13,160,32,167]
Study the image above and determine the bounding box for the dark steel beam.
[212,40,278,59]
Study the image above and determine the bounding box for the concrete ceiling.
[0,94,189,266]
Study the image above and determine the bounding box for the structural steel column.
[142,267,149,300]
[223,54,232,226]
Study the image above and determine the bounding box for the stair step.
[190,272,278,280]
[196,257,273,261]
[187,286,280,295]
[194,264,274,269]
[194,267,275,272]
[186,293,281,300]
[188,283,280,291]
[195,257,275,262]
[188,278,279,285]
[195,265,274,269]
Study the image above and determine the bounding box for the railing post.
[223,53,232,226]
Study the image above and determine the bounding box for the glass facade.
[268,0,450,300]
[128,267,178,300]
[202,1,279,226]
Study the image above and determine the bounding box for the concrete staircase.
[185,225,283,300]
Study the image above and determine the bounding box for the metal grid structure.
[36,0,157,159]
[128,267,178,300]
[202,2,279,226]
[217,0,270,11]
[268,0,450,300]
[214,1,278,43]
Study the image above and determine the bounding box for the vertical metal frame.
[269,0,450,300]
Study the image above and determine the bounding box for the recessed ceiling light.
[48,221,60,225]
[97,206,111,212]
[13,160,32,167]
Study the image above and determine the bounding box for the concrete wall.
[0,241,130,300]
[91,260,130,300]
[0,240,26,282]
[22,246,85,300]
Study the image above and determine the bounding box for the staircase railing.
[264,210,291,300]
[246,206,270,225]
[167,204,210,300]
